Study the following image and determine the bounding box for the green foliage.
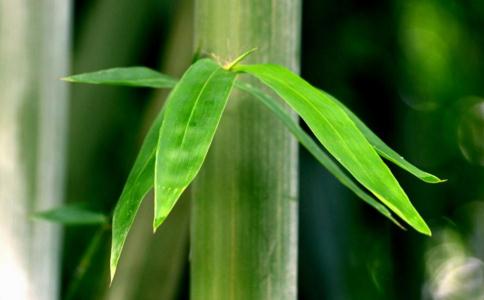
[33,203,108,225]
[324,91,445,184]
[154,59,236,230]
[63,67,177,88]
[110,106,165,280]
[236,81,404,229]
[234,63,431,235]
[64,53,442,280]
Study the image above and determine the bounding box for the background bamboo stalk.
[63,0,173,297]
[191,0,301,299]
[0,0,70,299]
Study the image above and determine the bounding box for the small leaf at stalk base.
[62,67,177,88]
[32,203,108,225]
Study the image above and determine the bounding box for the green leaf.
[32,204,107,225]
[154,58,236,230]
[322,91,445,184]
[62,67,177,88]
[65,65,442,184]
[235,64,431,235]
[236,81,404,229]
[110,107,164,281]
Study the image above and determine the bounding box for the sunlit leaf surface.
[154,59,236,229]
[235,64,430,235]
[236,81,404,229]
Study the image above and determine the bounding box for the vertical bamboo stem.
[0,0,70,299]
[191,1,301,299]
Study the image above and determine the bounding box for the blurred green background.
[61,0,484,299]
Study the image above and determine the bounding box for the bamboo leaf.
[62,67,177,88]
[154,59,236,230]
[321,91,445,183]
[236,81,404,229]
[32,204,108,225]
[67,65,442,184]
[110,107,164,281]
[235,64,430,235]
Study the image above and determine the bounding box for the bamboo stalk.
[0,0,70,299]
[191,1,301,299]
[64,0,169,297]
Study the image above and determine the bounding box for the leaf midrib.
[178,68,220,150]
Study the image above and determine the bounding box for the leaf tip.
[109,249,118,284]
[423,174,447,184]
[434,178,447,184]
[109,269,115,286]
[401,207,431,236]
[418,222,432,236]
[152,216,165,233]
[424,223,432,236]
[225,48,258,70]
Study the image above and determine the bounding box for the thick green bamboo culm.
[191,0,301,299]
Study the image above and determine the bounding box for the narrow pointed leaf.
[110,107,164,281]
[154,59,236,230]
[321,91,444,183]
[66,65,441,183]
[63,67,177,88]
[235,64,430,235]
[32,204,108,225]
[236,82,404,229]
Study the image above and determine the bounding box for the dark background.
[64,0,484,299]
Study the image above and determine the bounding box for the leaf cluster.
[38,50,444,281]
